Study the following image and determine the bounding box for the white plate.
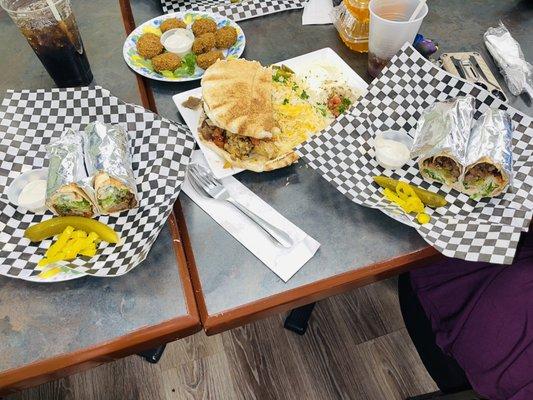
[173,47,369,179]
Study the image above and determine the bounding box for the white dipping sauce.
[165,32,188,48]
[374,137,411,169]
[161,29,194,55]
[18,179,47,208]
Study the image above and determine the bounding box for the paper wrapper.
[412,96,475,189]
[45,129,96,217]
[84,121,139,214]
[297,44,533,265]
[0,86,195,281]
[462,109,514,198]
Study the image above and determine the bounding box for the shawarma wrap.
[84,121,138,214]
[412,96,475,189]
[46,129,96,217]
[461,109,513,198]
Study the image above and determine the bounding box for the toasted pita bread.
[201,59,280,139]
[201,138,298,172]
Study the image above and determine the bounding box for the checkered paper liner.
[160,0,306,21]
[298,44,533,265]
[0,86,195,280]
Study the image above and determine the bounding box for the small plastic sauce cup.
[160,28,194,57]
[7,168,49,213]
[374,130,413,170]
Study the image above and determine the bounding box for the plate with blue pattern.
[123,12,246,82]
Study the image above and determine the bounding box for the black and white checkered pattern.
[298,44,533,265]
[160,0,306,21]
[0,86,195,279]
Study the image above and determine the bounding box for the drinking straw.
[408,0,427,22]
[45,0,81,52]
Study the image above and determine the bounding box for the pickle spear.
[25,216,119,243]
[373,176,447,208]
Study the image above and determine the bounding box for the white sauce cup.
[160,28,194,57]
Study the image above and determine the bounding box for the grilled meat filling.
[464,162,503,185]
[199,118,280,160]
[423,156,461,181]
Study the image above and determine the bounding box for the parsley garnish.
[300,90,309,100]
[337,97,352,114]
[283,98,289,105]
[292,82,299,91]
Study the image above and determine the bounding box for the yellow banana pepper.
[382,182,430,224]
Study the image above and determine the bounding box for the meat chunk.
[199,119,226,148]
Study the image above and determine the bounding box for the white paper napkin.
[182,151,320,281]
[302,0,334,25]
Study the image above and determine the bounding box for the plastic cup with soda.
[1,0,93,88]
[368,0,428,78]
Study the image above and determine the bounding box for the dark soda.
[6,0,93,88]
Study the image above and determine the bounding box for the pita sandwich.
[198,59,298,172]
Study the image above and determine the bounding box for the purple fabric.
[411,231,533,400]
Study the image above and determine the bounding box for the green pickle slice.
[373,176,447,208]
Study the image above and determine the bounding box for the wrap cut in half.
[462,157,510,198]
[418,153,464,189]
[46,129,96,217]
[84,121,139,214]
[461,109,513,199]
[94,171,138,214]
[411,96,475,190]
[198,58,298,172]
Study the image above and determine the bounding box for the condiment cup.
[374,130,413,170]
[160,28,194,57]
[7,168,48,213]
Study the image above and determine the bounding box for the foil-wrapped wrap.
[411,96,475,188]
[484,22,533,98]
[84,121,138,214]
[46,129,96,217]
[462,109,513,198]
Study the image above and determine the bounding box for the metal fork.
[187,164,294,249]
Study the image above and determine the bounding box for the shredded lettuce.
[423,168,445,184]
[173,53,197,77]
[99,188,130,210]
[55,197,91,214]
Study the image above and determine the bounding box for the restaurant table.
[0,0,200,395]
[128,0,533,335]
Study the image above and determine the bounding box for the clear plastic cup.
[368,0,428,78]
[1,0,93,87]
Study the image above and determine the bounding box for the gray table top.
[130,0,533,317]
[0,0,193,375]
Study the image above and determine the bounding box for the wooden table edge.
[177,187,441,334]
[0,314,199,395]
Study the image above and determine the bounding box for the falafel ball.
[192,32,215,55]
[215,26,238,49]
[197,50,224,70]
[160,18,187,33]
[192,18,217,36]
[136,33,164,59]
[152,52,182,72]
